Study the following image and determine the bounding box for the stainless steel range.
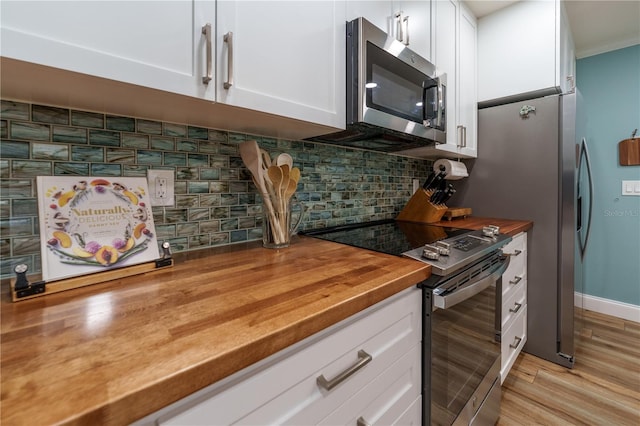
[302,219,512,425]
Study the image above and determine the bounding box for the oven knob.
[435,241,450,256]
[422,245,440,260]
[482,225,500,238]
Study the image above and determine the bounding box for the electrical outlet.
[148,170,174,206]
[156,177,168,199]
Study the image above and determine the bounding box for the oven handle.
[433,255,510,310]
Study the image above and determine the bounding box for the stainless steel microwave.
[309,17,446,153]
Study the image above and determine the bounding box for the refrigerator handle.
[578,137,594,260]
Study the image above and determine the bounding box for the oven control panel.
[402,228,512,276]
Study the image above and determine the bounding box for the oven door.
[422,253,508,426]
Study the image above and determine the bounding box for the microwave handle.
[435,78,444,128]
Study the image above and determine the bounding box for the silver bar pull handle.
[402,15,410,45]
[462,126,467,148]
[201,24,212,84]
[223,31,234,89]
[357,416,371,426]
[509,275,523,285]
[509,302,523,313]
[457,125,464,147]
[316,350,372,391]
[510,336,523,349]
[394,12,403,42]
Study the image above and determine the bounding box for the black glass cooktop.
[301,219,470,256]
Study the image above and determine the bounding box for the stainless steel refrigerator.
[452,92,593,368]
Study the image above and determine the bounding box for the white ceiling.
[463,0,640,58]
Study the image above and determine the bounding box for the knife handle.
[422,171,436,189]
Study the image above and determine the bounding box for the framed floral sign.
[37,176,159,282]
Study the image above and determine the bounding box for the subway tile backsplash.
[0,99,432,278]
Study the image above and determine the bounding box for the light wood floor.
[498,309,640,425]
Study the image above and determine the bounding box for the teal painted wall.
[576,44,640,306]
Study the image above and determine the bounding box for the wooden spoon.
[240,141,282,241]
[283,178,297,203]
[289,167,301,184]
[280,164,290,193]
[276,153,293,169]
[239,140,263,186]
[267,165,284,209]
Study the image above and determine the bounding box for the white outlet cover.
[148,169,175,206]
[622,180,640,196]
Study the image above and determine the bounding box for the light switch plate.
[621,180,640,196]
[148,170,175,206]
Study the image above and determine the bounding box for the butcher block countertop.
[432,216,533,236]
[0,236,430,425]
[0,216,531,425]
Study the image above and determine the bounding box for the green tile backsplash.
[0,99,433,278]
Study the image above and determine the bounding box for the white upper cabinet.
[346,0,432,61]
[0,0,215,100]
[419,0,476,159]
[433,0,458,155]
[456,3,478,158]
[394,1,433,61]
[477,0,576,104]
[216,1,346,129]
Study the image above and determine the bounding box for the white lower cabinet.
[499,232,528,383]
[134,287,421,425]
[501,305,527,382]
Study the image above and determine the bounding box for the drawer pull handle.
[509,275,523,285]
[509,302,523,313]
[356,416,371,426]
[510,336,523,349]
[316,350,372,391]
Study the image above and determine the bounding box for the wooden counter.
[432,216,533,236]
[0,236,430,426]
[0,216,530,425]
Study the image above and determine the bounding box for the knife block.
[396,188,448,223]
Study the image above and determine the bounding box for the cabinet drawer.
[315,344,421,425]
[501,279,526,330]
[391,395,421,426]
[155,288,421,425]
[501,305,527,383]
[502,233,527,299]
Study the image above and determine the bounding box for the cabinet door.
[457,3,477,157]
[559,1,576,93]
[477,0,559,102]
[394,1,432,61]
[216,1,346,129]
[0,0,214,100]
[433,0,458,153]
[346,1,395,35]
[346,1,431,61]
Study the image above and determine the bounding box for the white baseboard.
[574,292,640,323]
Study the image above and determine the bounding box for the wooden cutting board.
[443,207,472,221]
[619,138,640,166]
